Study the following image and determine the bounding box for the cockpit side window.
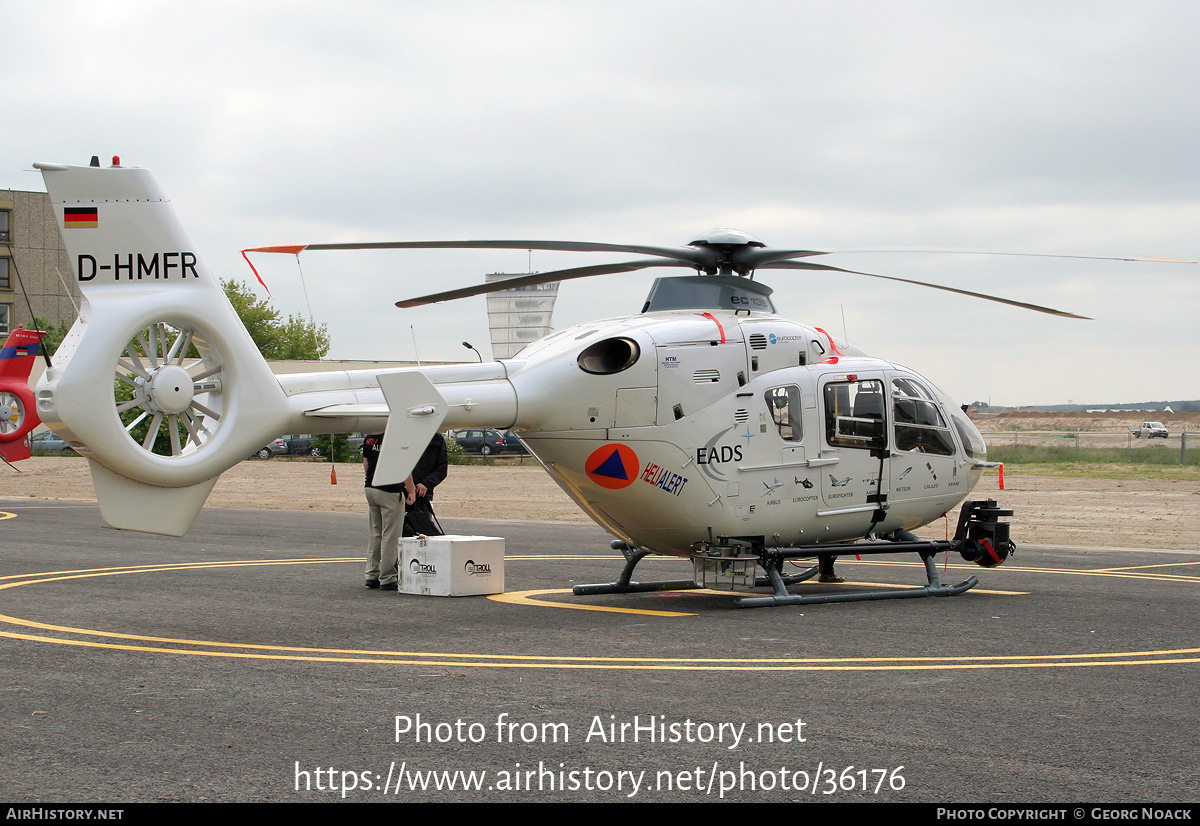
[765,385,802,442]
[824,378,886,449]
[892,377,955,456]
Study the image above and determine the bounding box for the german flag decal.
[585,444,640,490]
[63,207,98,229]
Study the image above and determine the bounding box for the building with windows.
[0,188,79,336]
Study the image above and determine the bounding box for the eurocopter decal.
[29,156,1193,607]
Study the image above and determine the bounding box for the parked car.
[1131,421,1169,439]
[282,434,321,456]
[254,438,288,459]
[30,431,72,455]
[451,428,510,456]
[500,429,528,455]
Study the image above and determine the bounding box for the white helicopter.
[31,157,1183,607]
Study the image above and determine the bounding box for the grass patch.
[987,443,1197,466]
[992,462,1200,481]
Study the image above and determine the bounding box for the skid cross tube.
[734,548,978,608]
[573,542,823,597]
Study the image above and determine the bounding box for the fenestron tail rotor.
[0,391,25,434]
[114,321,225,457]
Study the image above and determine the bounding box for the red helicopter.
[0,326,46,463]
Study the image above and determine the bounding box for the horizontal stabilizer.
[304,403,389,418]
[374,372,448,486]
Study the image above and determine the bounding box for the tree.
[313,433,355,463]
[221,279,330,359]
[274,312,332,360]
[29,316,73,357]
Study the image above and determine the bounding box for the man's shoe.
[818,573,845,584]
[365,579,380,589]
[380,582,398,591]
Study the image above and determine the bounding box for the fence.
[979,429,1197,465]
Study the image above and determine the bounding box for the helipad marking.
[490,588,695,617]
[1090,561,1200,573]
[0,557,356,589]
[492,582,1027,616]
[0,557,1197,671]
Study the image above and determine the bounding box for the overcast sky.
[4,1,1197,406]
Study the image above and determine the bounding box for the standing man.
[362,433,415,591]
[406,432,449,535]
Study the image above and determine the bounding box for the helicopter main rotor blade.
[762,260,1091,319]
[804,247,1196,264]
[298,239,711,266]
[396,259,694,308]
[737,248,834,267]
[738,247,1195,269]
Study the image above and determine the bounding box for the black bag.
[403,497,444,537]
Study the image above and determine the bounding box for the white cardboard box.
[400,535,505,596]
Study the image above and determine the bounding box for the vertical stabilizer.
[33,161,291,531]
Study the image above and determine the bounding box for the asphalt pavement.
[1,500,1197,802]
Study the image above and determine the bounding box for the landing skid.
[571,500,1011,609]
[573,542,975,607]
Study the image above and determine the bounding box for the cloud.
[4,0,1197,404]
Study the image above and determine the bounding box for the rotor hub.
[0,399,20,426]
[687,228,766,248]
[145,364,195,414]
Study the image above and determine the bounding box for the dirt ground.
[979,409,1200,433]
[10,456,1199,550]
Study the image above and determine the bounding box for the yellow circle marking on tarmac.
[0,556,1198,671]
